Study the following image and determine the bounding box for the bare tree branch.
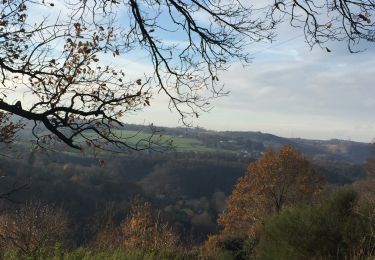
[0,0,373,150]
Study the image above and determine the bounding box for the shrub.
[257,189,375,259]
[0,201,70,257]
[201,233,257,260]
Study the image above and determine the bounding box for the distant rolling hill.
[149,126,373,164]
[3,121,371,186]
[13,120,373,164]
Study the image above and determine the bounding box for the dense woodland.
[0,132,374,259]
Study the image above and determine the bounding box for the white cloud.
[11,2,375,142]
[128,36,375,142]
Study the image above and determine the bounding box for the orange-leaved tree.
[218,144,324,238]
[121,198,179,252]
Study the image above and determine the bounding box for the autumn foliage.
[93,198,179,253]
[218,145,324,238]
[121,199,179,251]
[0,112,22,144]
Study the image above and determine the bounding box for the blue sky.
[14,2,375,143]
[125,27,375,142]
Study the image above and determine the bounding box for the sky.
[9,1,375,143]
[126,30,375,143]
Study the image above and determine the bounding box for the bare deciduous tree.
[0,201,69,255]
[269,0,375,51]
[0,0,373,150]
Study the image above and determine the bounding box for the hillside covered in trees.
[0,127,374,258]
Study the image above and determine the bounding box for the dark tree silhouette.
[269,0,375,51]
[0,111,27,202]
[0,0,374,150]
[0,112,21,144]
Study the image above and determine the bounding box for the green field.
[73,129,228,153]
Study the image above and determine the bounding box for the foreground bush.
[0,201,70,256]
[201,233,257,260]
[258,189,375,260]
[92,198,179,253]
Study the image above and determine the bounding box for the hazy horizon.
[8,3,375,144]
[124,26,375,143]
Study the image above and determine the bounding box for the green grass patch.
[73,129,230,154]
